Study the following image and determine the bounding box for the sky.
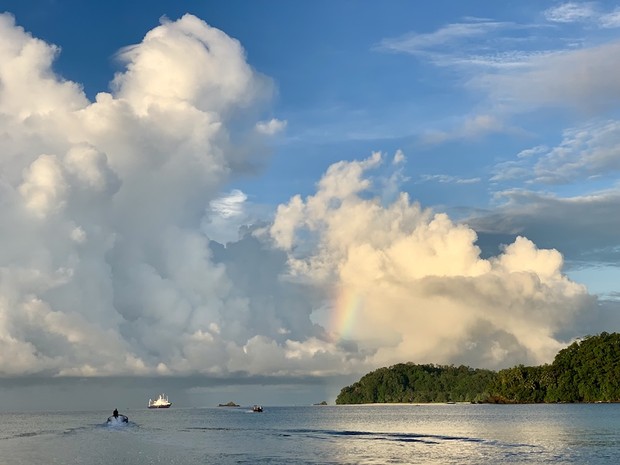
[1,0,620,410]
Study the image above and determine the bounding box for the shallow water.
[1,403,619,464]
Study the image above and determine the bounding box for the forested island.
[336,332,620,404]
[218,401,240,407]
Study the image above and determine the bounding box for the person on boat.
[107,408,129,424]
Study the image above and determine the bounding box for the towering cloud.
[0,12,596,382]
[0,13,275,376]
[270,153,595,369]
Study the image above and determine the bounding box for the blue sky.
[2,1,620,408]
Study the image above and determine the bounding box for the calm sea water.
[1,403,619,464]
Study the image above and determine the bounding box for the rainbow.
[329,287,364,339]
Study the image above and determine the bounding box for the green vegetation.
[492,332,620,403]
[336,332,620,404]
[336,363,496,404]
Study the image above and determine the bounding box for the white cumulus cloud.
[0,12,599,384]
[0,13,280,377]
[269,153,594,369]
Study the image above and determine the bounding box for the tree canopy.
[336,363,496,404]
[336,332,620,404]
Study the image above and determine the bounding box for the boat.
[107,409,129,424]
[148,393,172,409]
[252,405,263,412]
[107,414,129,424]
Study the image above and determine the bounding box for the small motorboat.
[107,414,129,424]
[252,405,263,412]
[108,415,129,425]
[107,409,129,424]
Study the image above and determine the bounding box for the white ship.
[148,393,172,409]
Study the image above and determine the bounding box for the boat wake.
[281,428,487,445]
[0,430,56,441]
[105,416,133,428]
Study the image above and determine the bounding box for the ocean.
[1,403,619,464]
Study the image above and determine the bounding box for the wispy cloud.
[420,113,508,144]
[209,189,247,218]
[376,20,511,56]
[600,8,620,28]
[374,17,555,72]
[492,120,620,184]
[544,2,597,23]
[376,6,620,132]
[544,1,620,28]
[475,41,620,113]
[532,120,620,183]
[420,174,481,185]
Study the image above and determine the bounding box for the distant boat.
[252,405,263,412]
[148,393,172,409]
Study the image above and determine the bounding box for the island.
[218,401,240,407]
[336,332,620,404]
